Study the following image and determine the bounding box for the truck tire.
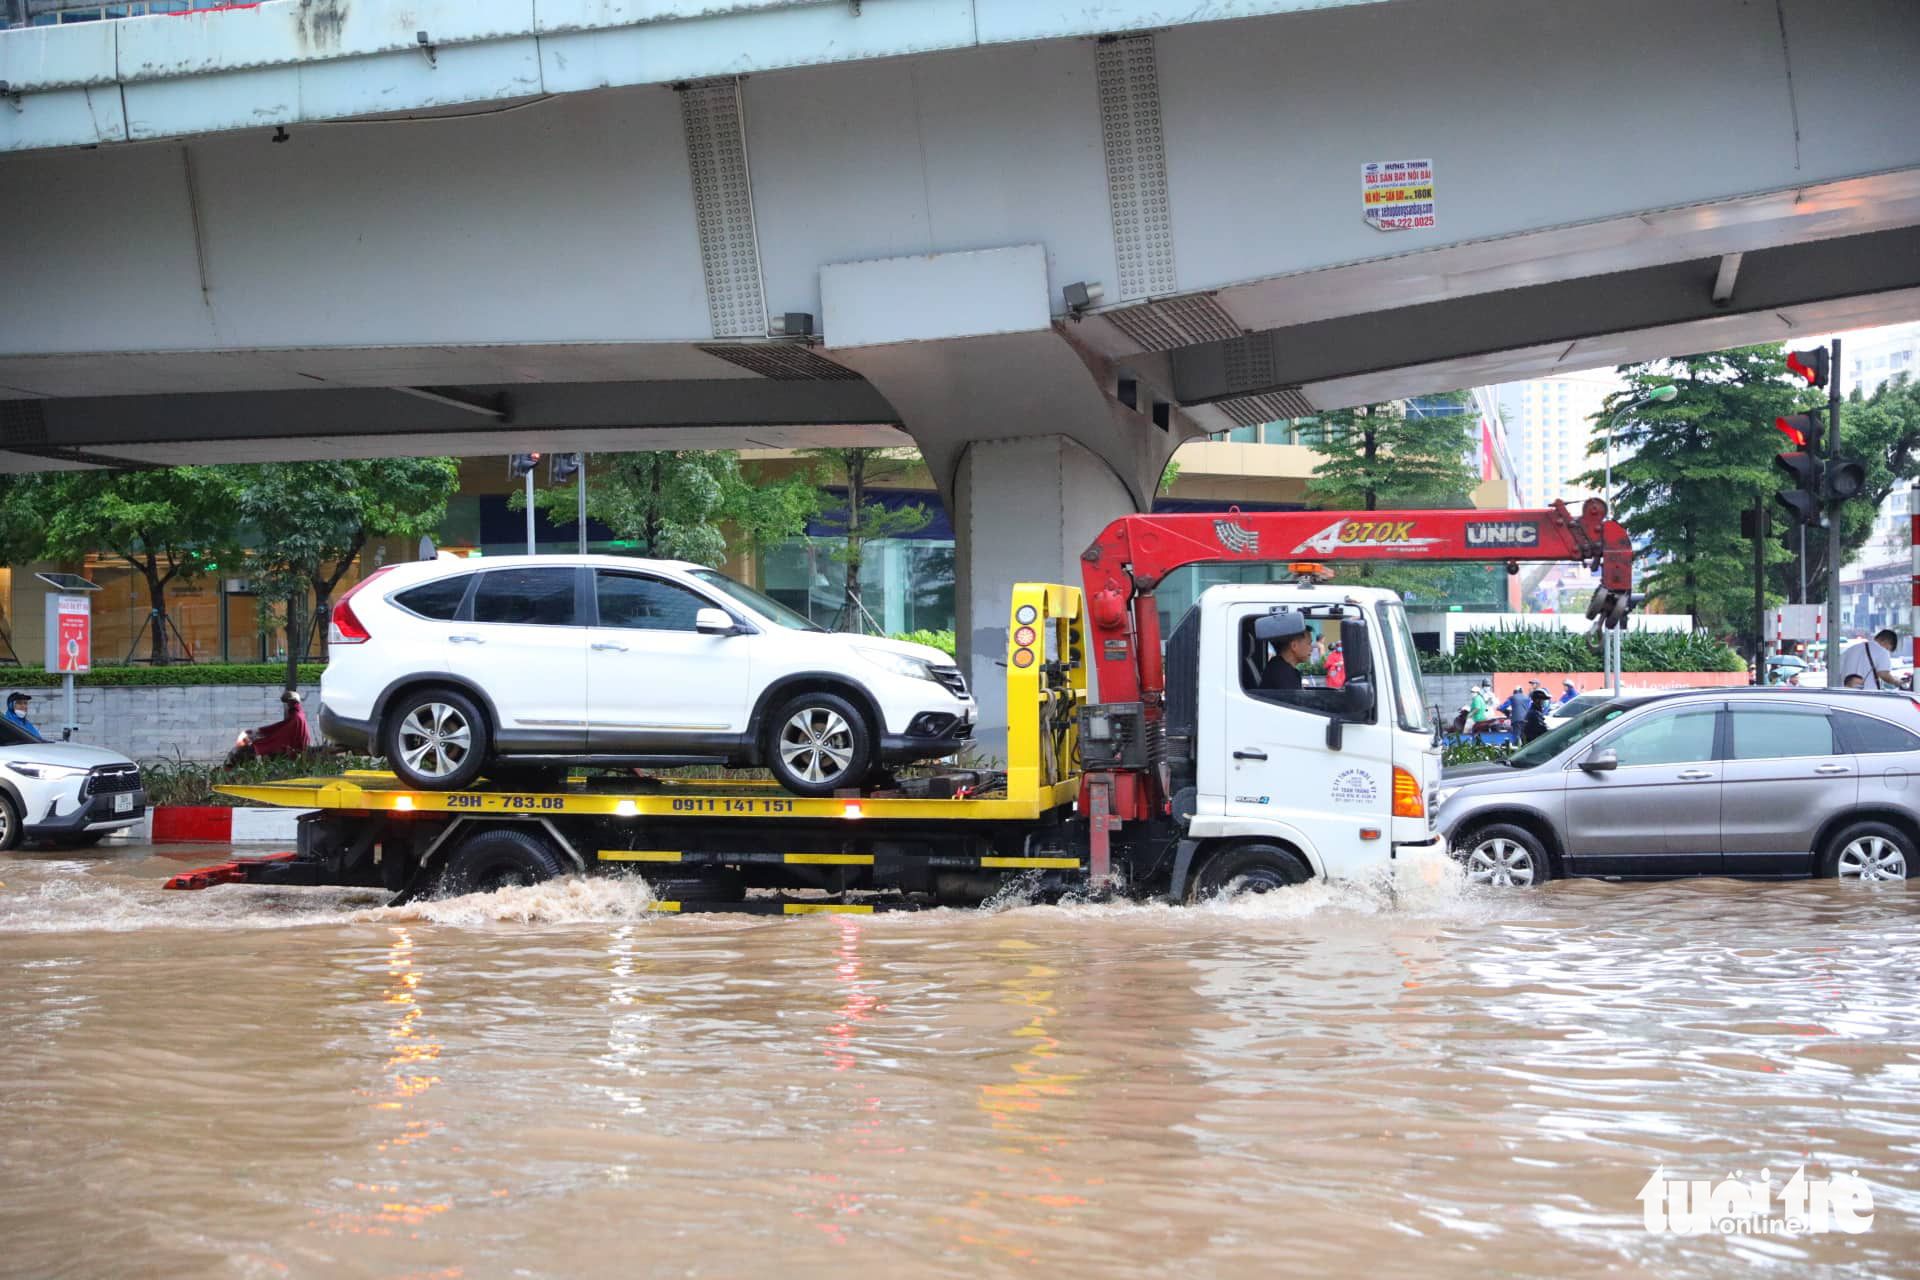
[1458,822,1553,887]
[1818,820,1912,881]
[436,827,567,897]
[765,691,873,797]
[1189,842,1311,901]
[384,687,491,791]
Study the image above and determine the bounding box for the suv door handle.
[1815,763,1851,775]
[1234,749,1268,761]
[449,634,483,645]
[591,642,629,653]
[1677,768,1713,780]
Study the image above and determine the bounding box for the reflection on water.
[0,849,1916,1279]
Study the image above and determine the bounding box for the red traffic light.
[1775,411,1823,452]
[1786,347,1829,388]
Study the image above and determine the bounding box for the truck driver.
[1258,611,1315,693]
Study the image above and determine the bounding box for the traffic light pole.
[525,470,537,556]
[1826,338,1842,687]
[1752,500,1767,683]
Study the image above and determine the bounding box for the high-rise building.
[1495,369,1626,507]
[1832,321,1920,635]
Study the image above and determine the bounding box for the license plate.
[113,793,133,813]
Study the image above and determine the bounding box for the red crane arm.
[1078,498,1632,703]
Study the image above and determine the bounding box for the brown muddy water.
[1,844,1916,1280]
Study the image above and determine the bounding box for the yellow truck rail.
[218,583,1088,822]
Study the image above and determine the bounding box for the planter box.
[1493,671,1749,694]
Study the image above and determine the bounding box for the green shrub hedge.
[140,751,377,807]
[1421,627,1746,675]
[888,630,957,657]
[0,663,326,688]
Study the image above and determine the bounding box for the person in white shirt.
[1837,629,1900,689]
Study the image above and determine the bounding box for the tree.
[522,450,810,568]
[236,459,461,690]
[13,467,242,664]
[1581,346,1801,642]
[804,448,932,633]
[1304,393,1482,601]
[1304,393,1478,511]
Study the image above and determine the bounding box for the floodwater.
[2,846,1917,1280]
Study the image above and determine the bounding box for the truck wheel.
[1459,823,1552,887]
[766,691,873,797]
[385,687,490,791]
[1189,842,1311,901]
[436,827,567,897]
[1819,821,1912,881]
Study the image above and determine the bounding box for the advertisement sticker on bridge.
[1362,159,1435,231]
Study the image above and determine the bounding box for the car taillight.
[329,566,398,645]
[1392,767,1424,818]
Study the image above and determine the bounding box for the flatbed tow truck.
[165,501,1634,914]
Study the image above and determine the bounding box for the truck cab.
[1162,581,1445,882]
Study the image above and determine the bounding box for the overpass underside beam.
[1167,224,1920,412]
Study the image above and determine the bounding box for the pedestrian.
[1498,684,1526,726]
[1837,629,1900,690]
[4,691,43,742]
[1325,642,1346,690]
[1521,689,1552,743]
[1558,678,1578,705]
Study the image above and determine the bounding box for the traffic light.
[508,452,541,479]
[1787,347,1829,388]
[1774,449,1823,525]
[1826,456,1866,501]
[1775,410,1823,451]
[549,453,582,484]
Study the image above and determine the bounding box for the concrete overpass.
[3,0,1919,722]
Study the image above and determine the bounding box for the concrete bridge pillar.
[822,243,1196,750]
[950,434,1136,746]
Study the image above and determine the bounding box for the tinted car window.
[1604,708,1717,768]
[1730,707,1836,760]
[393,574,471,621]
[596,572,707,631]
[1834,710,1920,755]
[472,568,579,626]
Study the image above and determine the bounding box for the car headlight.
[6,761,90,781]
[1432,785,1463,810]
[854,646,937,683]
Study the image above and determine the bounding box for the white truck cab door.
[1211,600,1399,876]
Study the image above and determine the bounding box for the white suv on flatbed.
[319,555,974,795]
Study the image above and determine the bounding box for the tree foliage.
[236,458,461,688]
[522,450,815,568]
[1305,393,1478,511]
[1580,347,1802,641]
[2,467,243,664]
[805,448,932,633]
[1305,392,1483,602]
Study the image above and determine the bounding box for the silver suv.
[1436,687,1920,886]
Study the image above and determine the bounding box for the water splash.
[358,875,666,927]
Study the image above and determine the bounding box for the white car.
[318,555,975,795]
[0,720,146,849]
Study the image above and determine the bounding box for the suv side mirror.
[1580,748,1618,773]
[695,607,735,635]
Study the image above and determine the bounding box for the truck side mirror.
[695,608,735,635]
[1342,675,1374,721]
[1580,748,1618,773]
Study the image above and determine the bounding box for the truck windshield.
[1378,601,1431,734]
[687,569,827,632]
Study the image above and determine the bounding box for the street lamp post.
[1604,382,1679,510]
